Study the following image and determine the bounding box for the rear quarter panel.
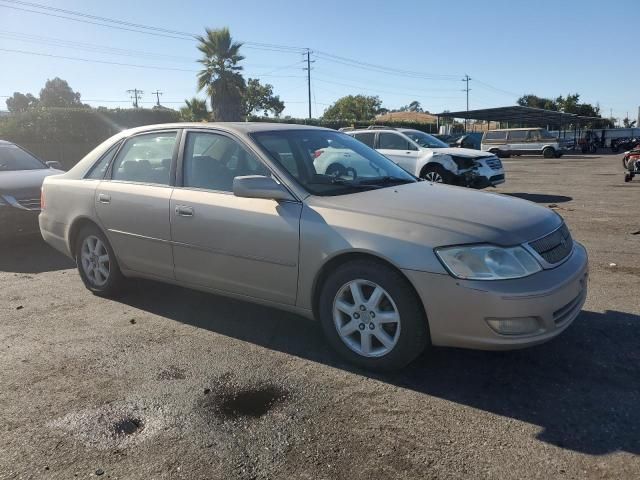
[40,177,100,256]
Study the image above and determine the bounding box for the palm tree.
[196,27,246,121]
[180,97,209,121]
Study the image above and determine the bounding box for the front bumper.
[458,162,505,188]
[0,205,41,239]
[403,242,588,350]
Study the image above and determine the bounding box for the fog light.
[486,317,542,336]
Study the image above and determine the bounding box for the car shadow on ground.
[503,193,573,204]
[119,279,639,456]
[0,236,74,273]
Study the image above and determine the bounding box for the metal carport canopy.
[435,106,602,126]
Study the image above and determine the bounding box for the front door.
[95,130,178,279]
[170,130,301,305]
[377,132,420,174]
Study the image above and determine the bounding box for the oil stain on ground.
[203,383,289,421]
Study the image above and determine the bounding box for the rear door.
[377,132,420,173]
[95,130,179,279]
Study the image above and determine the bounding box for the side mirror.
[233,175,295,201]
[46,161,63,170]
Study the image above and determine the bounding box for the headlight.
[449,155,475,170]
[435,245,542,280]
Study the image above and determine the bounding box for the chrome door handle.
[175,205,194,217]
[98,193,111,204]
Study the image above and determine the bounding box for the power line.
[0,48,306,78]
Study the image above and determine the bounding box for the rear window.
[484,131,507,141]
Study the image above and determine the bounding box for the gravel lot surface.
[1,154,639,479]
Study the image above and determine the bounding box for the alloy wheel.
[80,235,110,287]
[332,279,401,358]
[424,171,443,183]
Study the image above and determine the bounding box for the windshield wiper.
[307,176,377,187]
[357,176,415,186]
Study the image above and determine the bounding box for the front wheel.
[543,147,556,158]
[421,164,454,184]
[318,260,430,371]
[75,225,124,297]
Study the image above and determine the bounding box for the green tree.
[39,77,83,107]
[244,78,284,117]
[322,95,383,121]
[398,100,423,112]
[180,97,209,121]
[517,94,558,111]
[196,27,246,121]
[5,92,39,113]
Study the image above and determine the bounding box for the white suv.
[346,127,505,188]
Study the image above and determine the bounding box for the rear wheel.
[421,164,454,184]
[75,225,124,297]
[543,147,556,158]
[318,260,429,371]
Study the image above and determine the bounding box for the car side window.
[379,132,414,150]
[507,130,528,141]
[85,142,120,180]
[183,132,269,192]
[111,132,176,185]
[529,130,541,141]
[353,132,376,148]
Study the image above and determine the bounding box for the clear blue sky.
[0,0,638,121]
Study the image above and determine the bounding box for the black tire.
[543,147,556,159]
[421,164,454,184]
[318,259,430,371]
[625,173,632,183]
[74,224,124,297]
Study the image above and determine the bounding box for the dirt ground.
[1,154,639,480]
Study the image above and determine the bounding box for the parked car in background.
[40,123,587,370]
[455,132,483,150]
[481,128,567,158]
[347,127,505,188]
[0,140,63,239]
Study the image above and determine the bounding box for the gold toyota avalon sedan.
[39,123,588,370]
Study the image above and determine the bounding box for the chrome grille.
[485,157,503,170]
[529,223,573,265]
[17,197,41,211]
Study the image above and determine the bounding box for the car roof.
[0,139,15,145]
[121,122,333,137]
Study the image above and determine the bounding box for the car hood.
[308,181,561,247]
[0,168,63,197]
[424,147,494,158]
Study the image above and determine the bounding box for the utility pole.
[126,89,143,108]
[151,90,163,107]
[303,49,314,119]
[461,75,471,133]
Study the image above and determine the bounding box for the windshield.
[251,129,416,196]
[402,130,448,148]
[0,144,46,171]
